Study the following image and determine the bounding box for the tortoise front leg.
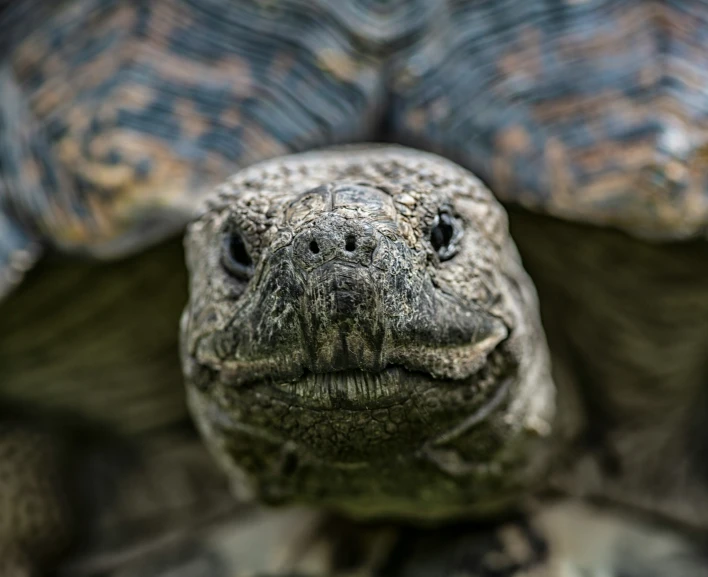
[62,500,708,577]
[0,421,74,576]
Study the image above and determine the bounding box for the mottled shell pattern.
[2,0,708,297]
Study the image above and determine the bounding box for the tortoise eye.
[430,211,460,261]
[222,231,253,279]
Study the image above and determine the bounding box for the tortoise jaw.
[184,341,534,518]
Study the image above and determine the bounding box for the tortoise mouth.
[223,344,513,412]
[268,365,431,410]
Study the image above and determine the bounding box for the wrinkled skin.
[181,146,554,519]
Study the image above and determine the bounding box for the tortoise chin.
[181,147,556,519]
[185,344,529,519]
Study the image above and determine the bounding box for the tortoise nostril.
[293,223,376,270]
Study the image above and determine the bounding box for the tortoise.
[3,0,708,575]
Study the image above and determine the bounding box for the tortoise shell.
[2,0,707,298]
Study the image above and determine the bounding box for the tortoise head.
[180,146,555,519]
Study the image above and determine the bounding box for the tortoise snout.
[292,218,379,271]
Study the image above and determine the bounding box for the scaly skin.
[181,145,555,519]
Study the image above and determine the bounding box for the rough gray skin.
[181,146,554,519]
